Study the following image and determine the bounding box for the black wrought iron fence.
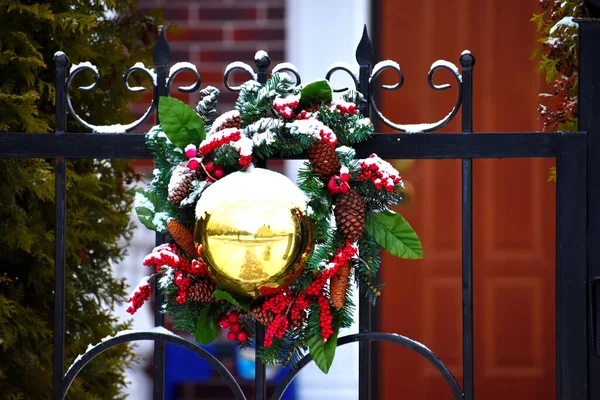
[1,19,599,400]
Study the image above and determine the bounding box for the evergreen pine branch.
[212,144,240,169]
[195,86,220,129]
[353,269,383,306]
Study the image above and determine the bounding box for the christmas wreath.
[132,73,422,373]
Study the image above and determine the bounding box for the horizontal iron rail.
[0,132,575,159]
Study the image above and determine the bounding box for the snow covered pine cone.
[330,261,351,309]
[334,188,366,242]
[188,280,216,303]
[307,140,341,180]
[167,161,200,204]
[213,110,241,132]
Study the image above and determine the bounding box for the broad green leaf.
[307,326,339,374]
[299,80,332,108]
[365,210,423,259]
[158,96,205,149]
[134,189,157,231]
[194,307,218,344]
[213,289,250,311]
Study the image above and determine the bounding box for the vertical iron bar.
[52,52,69,400]
[577,18,600,400]
[555,132,588,399]
[152,27,171,400]
[460,52,475,400]
[356,25,373,400]
[254,50,271,400]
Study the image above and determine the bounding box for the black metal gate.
[1,18,599,400]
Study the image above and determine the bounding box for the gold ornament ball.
[194,168,314,298]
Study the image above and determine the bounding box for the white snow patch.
[336,146,355,156]
[92,124,128,134]
[148,326,178,337]
[158,268,174,290]
[255,50,269,61]
[225,61,257,80]
[208,110,241,136]
[327,61,357,74]
[371,60,401,78]
[134,192,155,212]
[168,163,193,195]
[401,109,455,133]
[233,135,254,156]
[152,212,170,232]
[286,118,336,143]
[169,62,197,77]
[195,167,307,219]
[429,59,460,76]
[550,16,579,34]
[131,62,157,85]
[272,62,300,76]
[69,61,98,75]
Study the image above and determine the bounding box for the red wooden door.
[376,1,556,399]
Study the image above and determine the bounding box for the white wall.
[285,1,370,399]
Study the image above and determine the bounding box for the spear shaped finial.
[153,26,172,67]
[356,25,373,66]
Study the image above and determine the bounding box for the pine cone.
[307,141,341,180]
[251,305,276,326]
[167,162,199,204]
[167,219,198,258]
[330,261,351,309]
[188,280,216,303]
[213,110,241,132]
[334,188,366,242]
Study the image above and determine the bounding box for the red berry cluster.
[319,129,338,148]
[143,243,189,272]
[265,314,290,348]
[306,242,357,296]
[295,110,312,120]
[358,155,402,192]
[203,162,225,181]
[189,259,208,277]
[199,130,242,157]
[318,292,334,342]
[289,293,310,323]
[263,289,293,314]
[220,311,248,342]
[126,284,152,315]
[335,102,358,115]
[174,271,191,304]
[261,243,357,348]
[274,97,299,119]
[238,154,253,169]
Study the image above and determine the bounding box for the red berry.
[188,159,199,170]
[228,311,239,323]
[205,162,215,173]
[230,322,241,333]
[237,331,248,342]
[214,169,225,179]
[339,182,350,193]
[219,319,230,329]
[227,331,237,341]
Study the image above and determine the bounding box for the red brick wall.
[135,0,286,122]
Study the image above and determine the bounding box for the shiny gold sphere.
[193,168,314,298]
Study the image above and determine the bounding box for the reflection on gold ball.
[193,168,314,298]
